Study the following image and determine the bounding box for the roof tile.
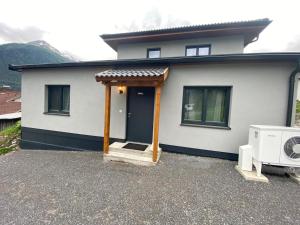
[95,67,167,78]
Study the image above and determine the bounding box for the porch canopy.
[95,67,169,162]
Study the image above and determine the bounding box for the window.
[182,86,231,127]
[47,85,70,114]
[186,45,211,56]
[147,48,161,58]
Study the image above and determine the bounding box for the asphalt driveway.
[0,150,299,225]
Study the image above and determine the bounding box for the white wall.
[159,63,293,153]
[21,62,294,154]
[117,35,244,59]
[22,67,127,139]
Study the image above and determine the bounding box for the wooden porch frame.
[152,85,161,162]
[103,85,111,154]
[98,68,169,162]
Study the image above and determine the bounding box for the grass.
[0,121,21,155]
[297,100,300,114]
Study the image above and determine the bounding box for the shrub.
[0,121,21,155]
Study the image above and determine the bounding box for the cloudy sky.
[0,0,300,60]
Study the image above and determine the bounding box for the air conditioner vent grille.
[284,137,300,159]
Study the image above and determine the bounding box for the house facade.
[9,18,300,162]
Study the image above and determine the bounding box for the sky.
[0,0,300,60]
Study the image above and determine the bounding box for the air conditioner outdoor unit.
[248,125,300,176]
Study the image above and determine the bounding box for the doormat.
[123,143,148,151]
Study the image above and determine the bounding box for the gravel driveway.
[0,150,299,225]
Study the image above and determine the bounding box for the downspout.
[286,59,300,126]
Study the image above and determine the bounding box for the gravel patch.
[0,150,299,225]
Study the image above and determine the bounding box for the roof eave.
[101,19,272,50]
[102,26,269,51]
[8,53,300,72]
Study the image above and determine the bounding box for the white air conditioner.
[248,125,300,175]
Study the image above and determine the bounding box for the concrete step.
[103,142,161,166]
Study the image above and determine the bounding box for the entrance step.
[103,142,161,166]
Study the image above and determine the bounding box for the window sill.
[180,123,231,130]
[44,112,70,116]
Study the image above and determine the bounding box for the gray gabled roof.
[101,18,271,39]
[100,18,272,50]
[95,67,168,78]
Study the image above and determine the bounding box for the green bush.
[0,121,21,136]
[0,121,21,155]
[297,100,300,114]
[0,147,13,155]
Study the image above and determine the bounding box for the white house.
[9,18,300,164]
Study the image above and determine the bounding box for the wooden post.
[152,85,161,162]
[103,85,111,154]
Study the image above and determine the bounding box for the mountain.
[0,41,74,90]
[28,40,78,61]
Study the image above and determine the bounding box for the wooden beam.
[103,85,111,154]
[103,81,163,87]
[163,68,170,80]
[103,26,266,42]
[152,85,162,162]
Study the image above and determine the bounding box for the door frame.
[125,87,155,143]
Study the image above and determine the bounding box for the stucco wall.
[159,63,293,153]
[117,35,245,59]
[22,67,127,139]
[21,62,294,154]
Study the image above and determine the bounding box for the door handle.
[128,113,132,118]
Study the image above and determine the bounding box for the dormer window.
[147,48,161,58]
[186,45,211,56]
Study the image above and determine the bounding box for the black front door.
[126,87,155,143]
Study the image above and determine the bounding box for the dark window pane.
[206,88,226,122]
[48,86,61,112]
[47,85,70,114]
[62,86,70,112]
[183,88,203,122]
[182,86,230,127]
[186,47,197,56]
[198,47,210,55]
